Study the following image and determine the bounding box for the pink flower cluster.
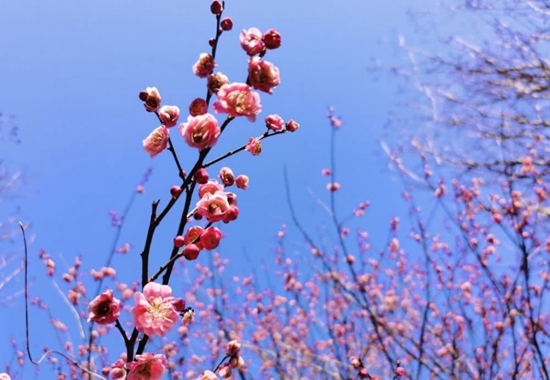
[218,340,245,378]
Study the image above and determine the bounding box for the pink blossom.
[200,227,222,250]
[199,179,224,198]
[193,53,216,78]
[143,126,169,158]
[262,29,281,50]
[179,113,220,151]
[127,353,166,380]
[196,370,219,380]
[158,105,180,128]
[194,168,210,184]
[265,114,284,131]
[245,137,262,156]
[219,167,235,186]
[248,58,280,94]
[184,226,204,248]
[88,290,121,324]
[207,72,229,95]
[189,98,208,117]
[196,191,230,223]
[213,83,262,122]
[0,373,11,380]
[183,244,200,260]
[327,182,340,192]
[236,175,249,190]
[240,27,264,56]
[139,87,162,112]
[132,282,179,337]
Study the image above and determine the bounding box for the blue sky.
[0,0,436,377]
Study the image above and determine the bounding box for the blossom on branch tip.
[139,87,162,112]
[158,105,180,128]
[265,114,284,131]
[179,113,221,151]
[210,0,223,15]
[248,58,280,94]
[127,353,167,380]
[87,290,121,325]
[245,137,262,156]
[240,27,264,56]
[213,83,262,122]
[193,53,216,78]
[285,119,299,132]
[132,282,180,337]
[143,126,169,158]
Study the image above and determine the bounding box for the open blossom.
[199,179,224,198]
[265,114,284,131]
[240,27,264,56]
[132,282,180,337]
[207,72,229,94]
[158,105,180,128]
[196,371,219,380]
[193,53,216,78]
[127,353,166,380]
[87,289,121,324]
[179,113,220,150]
[248,58,280,94]
[196,190,230,222]
[139,87,162,112]
[143,126,169,158]
[245,137,262,156]
[213,83,262,122]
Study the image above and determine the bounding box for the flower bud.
[192,53,216,78]
[170,185,182,199]
[207,72,229,94]
[265,114,284,131]
[262,29,281,49]
[173,236,185,248]
[183,244,200,260]
[194,168,209,184]
[236,175,249,190]
[139,87,162,112]
[189,98,208,116]
[200,227,222,250]
[221,18,233,31]
[285,119,299,132]
[210,0,223,15]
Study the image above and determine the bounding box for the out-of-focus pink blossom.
[219,167,235,186]
[262,29,281,49]
[139,87,162,112]
[0,373,11,380]
[245,137,262,156]
[179,114,220,151]
[200,227,222,250]
[143,126,169,158]
[207,72,229,95]
[248,58,280,94]
[327,182,340,192]
[189,98,208,117]
[87,290,121,325]
[127,353,166,380]
[213,83,262,122]
[132,282,179,337]
[240,27,264,56]
[193,53,216,78]
[265,114,284,131]
[109,360,126,379]
[158,105,180,128]
[196,371,219,380]
[196,191,230,222]
[236,175,249,190]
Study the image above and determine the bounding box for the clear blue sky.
[0,0,436,378]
